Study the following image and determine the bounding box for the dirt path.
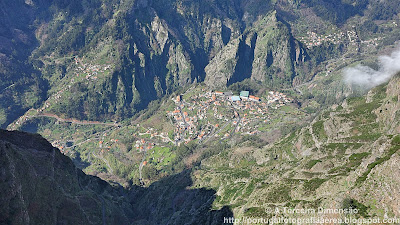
[32,113,120,126]
[138,150,148,185]
[230,110,241,136]
[309,126,321,149]
[201,119,232,144]
[85,127,116,174]
[66,137,100,149]
[201,109,240,145]
[0,83,15,93]
[153,134,174,144]
[92,150,114,174]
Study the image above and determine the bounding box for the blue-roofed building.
[231,96,241,101]
[240,91,249,100]
[240,91,249,97]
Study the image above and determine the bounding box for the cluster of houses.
[360,37,382,48]
[12,82,294,170]
[74,57,112,81]
[301,28,386,50]
[300,31,346,48]
[134,138,155,152]
[213,90,261,102]
[167,97,203,143]
[267,91,293,106]
[300,30,361,49]
[166,88,294,144]
[52,140,67,153]
[132,126,173,151]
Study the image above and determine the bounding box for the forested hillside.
[2,0,400,224]
[1,0,399,127]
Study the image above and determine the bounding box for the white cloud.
[343,47,400,89]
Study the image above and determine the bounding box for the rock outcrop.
[0,0,312,126]
[0,130,133,224]
[204,11,309,88]
[0,130,233,225]
[250,11,308,87]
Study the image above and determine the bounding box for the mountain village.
[167,89,293,145]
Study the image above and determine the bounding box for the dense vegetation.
[3,0,400,223]
[2,0,400,128]
[302,0,368,24]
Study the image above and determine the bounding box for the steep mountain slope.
[204,11,309,88]
[193,74,400,219]
[0,129,232,225]
[31,0,304,122]
[0,130,132,224]
[5,0,400,127]
[0,0,47,128]
[2,74,400,223]
[2,0,400,221]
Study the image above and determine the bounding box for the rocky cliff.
[2,0,400,127]
[0,130,133,224]
[204,11,309,88]
[0,0,330,126]
[0,129,233,225]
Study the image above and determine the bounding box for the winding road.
[201,110,240,145]
[92,150,114,174]
[31,113,120,126]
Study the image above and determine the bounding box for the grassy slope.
[193,75,400,219]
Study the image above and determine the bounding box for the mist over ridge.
[344,46,400,89]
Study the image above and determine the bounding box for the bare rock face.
[375,75,400,133]
[204,38,241,88]
[0,130,233,225]
[0,0,314,126]
[0,130,132,225]
[167,43,193,87]
[250,11,308,87]
[203,11,309,89]
[151,16,169,53]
